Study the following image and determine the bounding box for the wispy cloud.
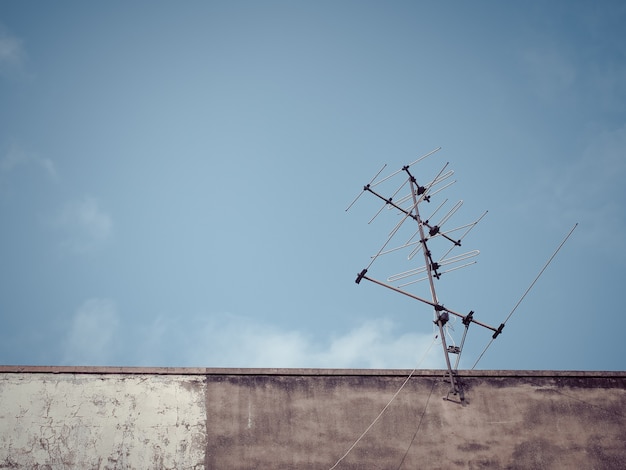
[136,314,443,369]
[587,60,626,114]
[0,145,58,180]
[520,42,576,101]
[526,124,626,255]
[59,301,445,368]
[0,32,22,64]
[519,13,626,114]
[39,158,58,179]
[0,26,26,77]
[62,298,119,365]
[54,196,113,254]
[571,125,626,248]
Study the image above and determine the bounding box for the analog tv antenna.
[346,148,504,398]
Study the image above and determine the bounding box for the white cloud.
[62,298,119,365]
[55,196,113,253]
[319,320,439,369]
[138,314,443,369]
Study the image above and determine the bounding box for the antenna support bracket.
[492,323,505,339]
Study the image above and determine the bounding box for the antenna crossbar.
[355,271,499,333]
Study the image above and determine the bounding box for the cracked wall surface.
[0,371,205,469]
[0,368,625,469]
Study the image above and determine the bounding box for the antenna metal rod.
[407,177,459,393]
[426,180,457,200]
[368,179,409,224]
[438,211,488,262]
[430,169,455,187]
[470,222,579,369]
[345,163,388,212]
[391,251,479,283]
[440,211,488,239]
[357,273,499,333]
[420,163,451,200]
[389,266,427,282]
[461,313,497,332]
[408,181,439,312]
[358,274,439,309]
[364,186,417,221]
[375,236,421,257]
[440,303,497,332]
[371,147,442,188]
[397,261,478,288]
[424,198,448,225]
[454,313,473,369]
[366,211,417,268]
[422,218,462,246]
[501,222,579,327]
[436,200,463,229]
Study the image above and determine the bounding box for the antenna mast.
[347,148,503,397]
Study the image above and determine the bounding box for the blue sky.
[1,1,624,371]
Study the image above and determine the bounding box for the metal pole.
[407,175,457,394]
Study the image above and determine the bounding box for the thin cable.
[471,223,578,369]
[395,379,436,469]
[328,336,437,470]
[470,337,495,371]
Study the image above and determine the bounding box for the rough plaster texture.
[0,370,206,469]
[0,367,625,469]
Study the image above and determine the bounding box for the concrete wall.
[1,367,625,469]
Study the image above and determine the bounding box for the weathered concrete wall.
[1,367,625,469]
[0,369,206,469]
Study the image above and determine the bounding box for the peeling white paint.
[0,374,206,469]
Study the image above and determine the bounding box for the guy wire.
[328,335,437,470]
[471,223,578,370]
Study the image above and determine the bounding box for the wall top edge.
[1,365,625,378]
